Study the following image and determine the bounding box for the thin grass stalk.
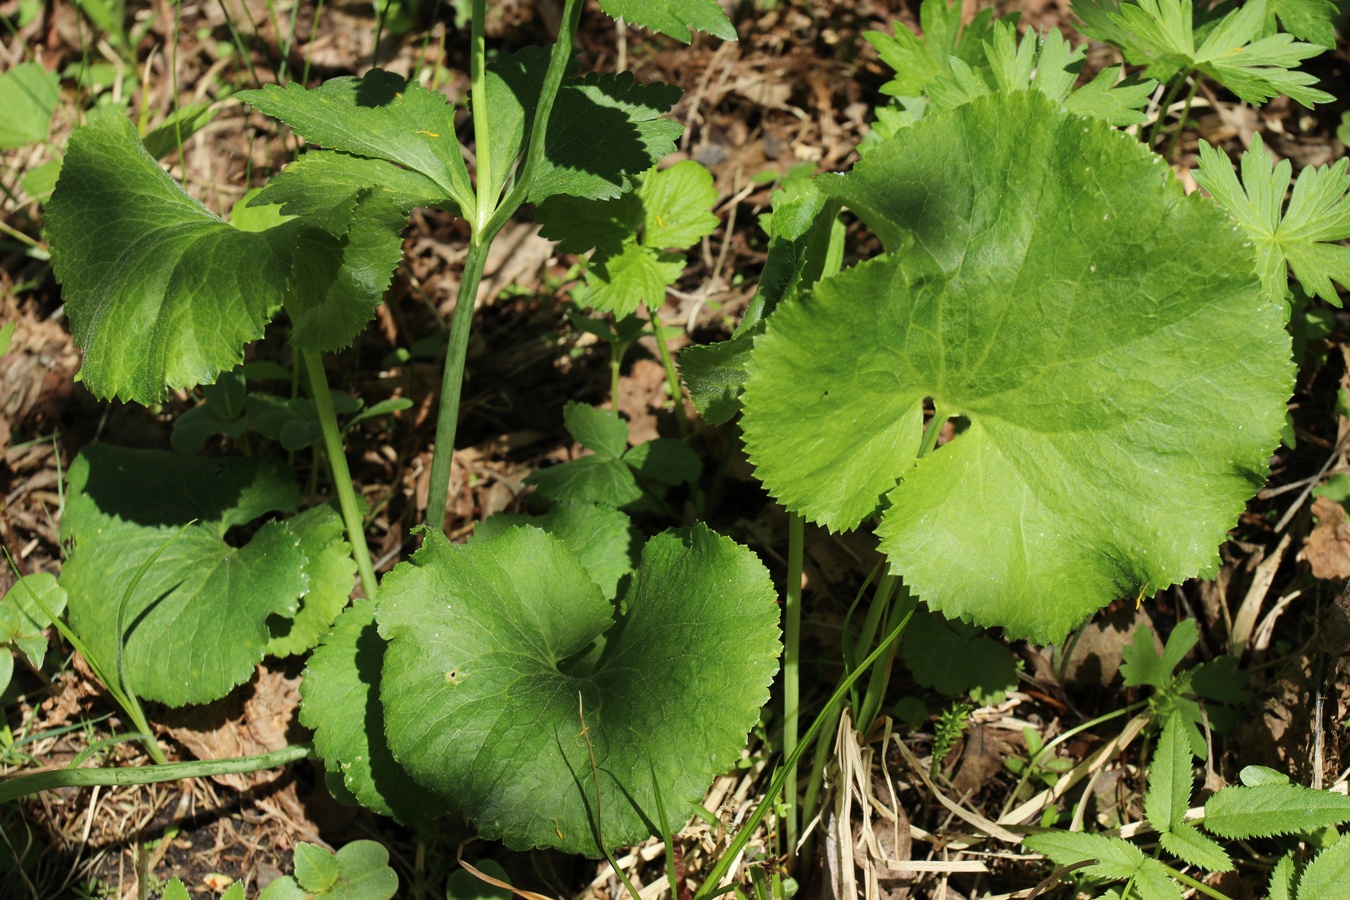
[782,512,803,861]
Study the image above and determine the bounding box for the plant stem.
[300,350,378,599]
[0,743,312,803]
[646,302,690,438]
[1147,75,1189,150]
[424,0,584,534]
[469,0,492,230]
[857,580,913,732]
[1162,864,1236,900]
[425,241,490,534]
[782,512,804,860]
[1163,77,1201,163]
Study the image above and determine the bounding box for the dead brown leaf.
[1301,497,1350,580]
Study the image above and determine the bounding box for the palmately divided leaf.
[1203,782,1350,838]
[60,445,306,706]
[300,601,442,822]
[1267,0,1338,48]
[377,524,779,855]
[267,505,356,658]
[1160,822,1232,873]
[865,0,1002,99]
[596,0,736,42]
[741,92,1291,643]
[239,70,473,213]
[1195,134,1350,306]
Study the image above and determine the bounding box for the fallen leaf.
[1302,497,1350,579]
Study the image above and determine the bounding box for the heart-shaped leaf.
[376,524,779,855]
[60,445,307,705]
[741,91,1291,643]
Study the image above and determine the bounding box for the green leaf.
[473,501,636,601]
[1299,836,1350,899]
[0,651,12,697]
[141,102,219,160]
[0,321,15,360]
[526,456,642,508]
[1023,832,1181,899]
[46,110,305,402]
[238,70,473,213]
[742,92,1290,643]
[60,445,305,706]
[1241,765,1291,786]
[250,151,448,218]
[295,841,341,892]
[258,877,308,900]
[377,524,779,855]
[1268,852,1297,900]
[901,610,1017,703]
[1203,783,1350,838]
[1146,713,1194,834]
[1160,822,1232,872]
[639,161,720,249]
[575,243,685,318]
[565,402,630,457]
[161,878,190,900]
[267,841,398,899]
[1121,620,1197,689]
[1195,134,1350,306]
[446,860,512,900]
[678,335,754,426]
[533,190,642,256]
[623,439,701,486]
[1268,0,1338,47]
[596,0,737,42]
[0,61,59,150]
[0,573,67,669]
[267,506,356,658]
[301,601,440,823]
[529,73,683,204]
[865,0,1002,99]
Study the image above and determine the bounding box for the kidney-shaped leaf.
[60,445,307,706]
[377,524,779,855]
[741,91,1292,643]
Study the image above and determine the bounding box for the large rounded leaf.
[377,524,779,855]
[741,91,1292,643]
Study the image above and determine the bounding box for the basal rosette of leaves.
[367,524,779,855]
[741,91,1292,644]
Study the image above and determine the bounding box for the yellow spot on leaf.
[416,130,441,138]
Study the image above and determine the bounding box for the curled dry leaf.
[1301,497,1350,579]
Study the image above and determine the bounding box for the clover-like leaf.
[239,70,473,213]
[60,445,306,706]
[267,505,356,658]
[1195,134,1350,306]
[377,524,779,855]
[741,92,1291,643]
[259,840,398,900]
[596,0,736,43]
[301,601,441,823]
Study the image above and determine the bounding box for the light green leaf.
[301,602,441,823]
[238,70,473,213]
[902,610,1017,703]
[1204,783,1350,838]
[141,102,219,160]
[263,840,397,899]
[0,322,15,360]
[1241,765,1291,786]
[742,92,1290,643]
[1024,831,1180,898]
[258,877,308,900]
[575,243,684,317]
[0,651,12,697]
[526,456,641,508]
[639,161,719,249]
[473,501,636,601]
[1299,836,1350,899]
[60,445,305,706]
[1121,619,1197,689]
[378,524,779,855]
[1160,822,1231,872]
[1268,852,1297,900]
[1146,713,1194,833]
[267,506,356,658]
[20,157,61,204]
[865,0,1002,99]
[596,0,736,42]
[1268,0,1338,48]
[0,573,67,668]
[249,151,448,218]
[678,334,754,426]
[1195,134,1350,306]
[0,61,59,150]
[161,878,190,900]
[296,841,341,892]
[565,401,630,457]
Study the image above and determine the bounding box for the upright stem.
[425,243,490,532]
[645,301,689,438]
[469,0,493,228]
[1163,77,1201,163]
[301,350,378,599]
[424,0,584,534]
[782,512,804,859]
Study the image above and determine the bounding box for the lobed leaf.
[865,0,1002,99]
[742,92,1291,643]
[0,573,67,669]
[596,0,737,42]
[377,524,779,855]
[1203,782,1350,838]
[60,445,306,706]
[1195,134,1350,306]
[300,601,441,823]
[266,505,357,658]
[239,70,473,213]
